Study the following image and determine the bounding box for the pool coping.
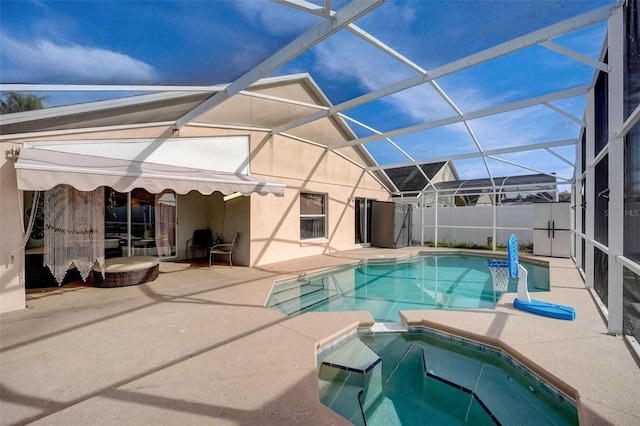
[315,322,578,425]
[299,249,640,425]
[317,323,578,405]
[312,317,590,424]
[4,246,639,425]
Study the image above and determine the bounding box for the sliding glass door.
[104,187,177,259]
[355,198,374,245]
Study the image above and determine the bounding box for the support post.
[607,5,624,333]
[585,89,595,290]
[434,194,438,248]
[420,193,424,246]
[492,190,497,251]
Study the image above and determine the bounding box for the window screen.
[594,247,609,309]
[624,0,639,120]
[623,267,640,342]
[300,192,326,240]
[624,0,640,262]
[594,156,608,246]
[581,131,586,175]
[594,62,609,156]
[581,178,586,272]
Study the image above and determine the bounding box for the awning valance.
[15,145,285,197]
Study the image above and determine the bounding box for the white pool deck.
[1,247,639,425]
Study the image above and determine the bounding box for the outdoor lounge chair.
[209,233,239,268]
[186,229,213,259]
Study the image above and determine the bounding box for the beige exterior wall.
[0,77,392,310]
[178,130,389,265]
[216,196,250,266]
[436,163,458,183]
[180,124,390,266]
[1,142,27,312]
[432,162,459,206]
[248,133,389,266]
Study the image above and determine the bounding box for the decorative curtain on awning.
[155,191,176,258]
[44,185,105,284]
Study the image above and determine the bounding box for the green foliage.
[558,191,571,202]
[1,92,46,114]
[496,243,533,253]
[423,240,533,253]
[423,240,486,249]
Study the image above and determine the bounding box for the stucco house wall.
[178,124,390,266]
[247,133,388,265]
[1,141,27,313]
[0,75,393,312]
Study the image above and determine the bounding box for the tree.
[0,92,46,114]
[558,190,571,202]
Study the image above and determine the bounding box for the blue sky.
[0,0,614,184]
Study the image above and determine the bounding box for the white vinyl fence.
[412,204,534,248]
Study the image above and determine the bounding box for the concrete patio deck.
[1,247,639,425]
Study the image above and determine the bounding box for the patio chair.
[186,229,213,259]
[209,232,239,268]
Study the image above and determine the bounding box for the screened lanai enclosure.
[0,1,639,352]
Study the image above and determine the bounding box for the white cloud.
[313,33,456,121]
[1,33,158,84]
[233,1,314,36]
[307,29,583,182]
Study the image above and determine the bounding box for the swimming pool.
[267,253,549,322]
[318,329,577,426]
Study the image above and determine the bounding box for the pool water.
[268,253,549,322]
[318,331,577,426]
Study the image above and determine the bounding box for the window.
[300,192,326,240]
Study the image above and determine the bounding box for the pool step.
[318,381,366,426]
[421,348,500,425]
[321,338,382,376]
[270,277,325,299]
[268,277,338,315]
[271,276,319,294]
[319,339,383,424]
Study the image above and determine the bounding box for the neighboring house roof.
[434,173,558,204]
[434,173,557,193]
[386,161,449,192]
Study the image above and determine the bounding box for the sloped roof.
[385,161,448,192]
[0,92,213,134]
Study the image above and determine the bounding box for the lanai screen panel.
[623,0,640,343]
[0,0,617,184]
[428,174,557,201]
[624,0,640,262]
